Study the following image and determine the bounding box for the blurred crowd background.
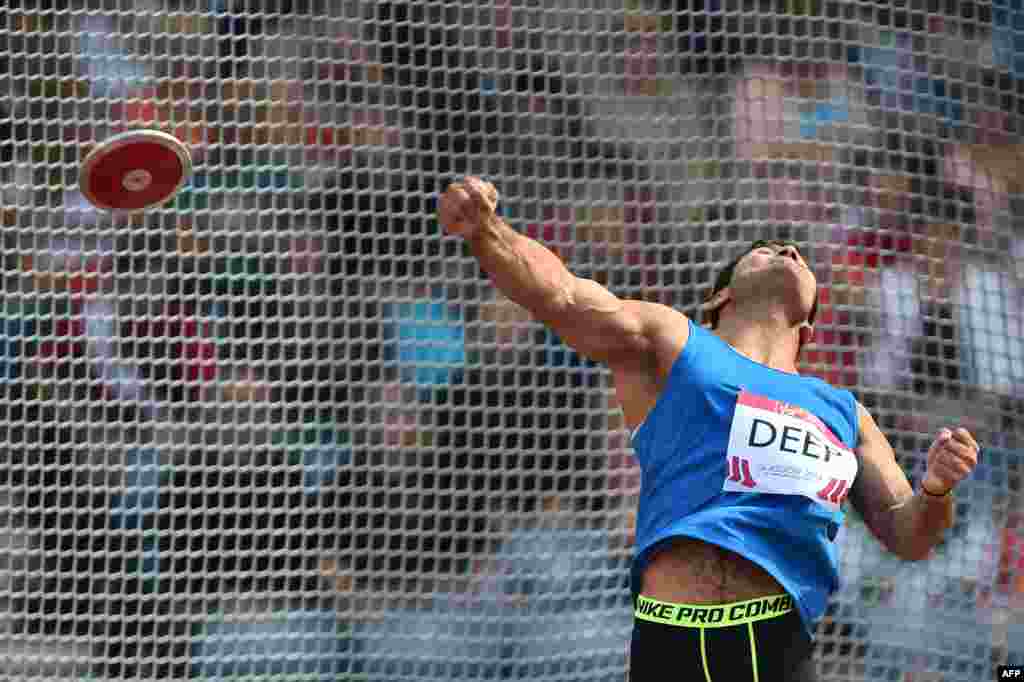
[0,0,1022,680]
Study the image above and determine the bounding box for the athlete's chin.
[760,274,815,322]
[776,259,813,281]
[762,268,813,297]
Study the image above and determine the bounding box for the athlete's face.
[728,242,817,328]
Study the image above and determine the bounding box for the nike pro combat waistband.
[634,594,794,629]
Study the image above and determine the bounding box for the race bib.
[723,391,858,512]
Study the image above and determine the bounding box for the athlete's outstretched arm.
[849,403,979,561]
[438,177,687,369]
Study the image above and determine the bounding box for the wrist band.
[921,482,952,498]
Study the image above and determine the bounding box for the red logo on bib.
[817,478,850,505]
[727,456,757,488]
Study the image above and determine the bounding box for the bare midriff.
[640,536,788,604]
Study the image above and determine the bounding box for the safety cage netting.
[0,1,1021,680]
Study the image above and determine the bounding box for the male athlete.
[437,177,981,681]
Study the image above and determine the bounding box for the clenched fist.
[921,427,980,496]
[438,176,499,239]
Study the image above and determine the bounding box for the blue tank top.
[631,319,860,637]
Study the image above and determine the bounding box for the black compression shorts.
[629,594,817,682]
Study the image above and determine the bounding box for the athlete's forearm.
[467,214,575,323]
[887,488,955,561]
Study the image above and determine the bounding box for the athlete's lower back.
[641,537,786,605]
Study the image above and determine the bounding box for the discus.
[80,129,192,212]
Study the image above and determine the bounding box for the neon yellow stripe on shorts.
[634,593,794,629]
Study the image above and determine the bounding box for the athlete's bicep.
[848,402,914,550]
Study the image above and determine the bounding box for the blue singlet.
[631,319,860,638]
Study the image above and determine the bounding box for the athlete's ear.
[798,322,815,347]
[700,287,732,318]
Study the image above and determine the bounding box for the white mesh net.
[0,1,1022,680]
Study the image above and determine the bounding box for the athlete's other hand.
[438,176,499,239]
[922,427,980,496]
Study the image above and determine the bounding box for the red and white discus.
[80,129,192,212]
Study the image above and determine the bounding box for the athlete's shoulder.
[621,299,691,332]
[806,378,861,445]
[810,374,858,404]
[618,299,692,372]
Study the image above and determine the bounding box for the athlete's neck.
[713,307,801,374]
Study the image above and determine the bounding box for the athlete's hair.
[703,239,819,330]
